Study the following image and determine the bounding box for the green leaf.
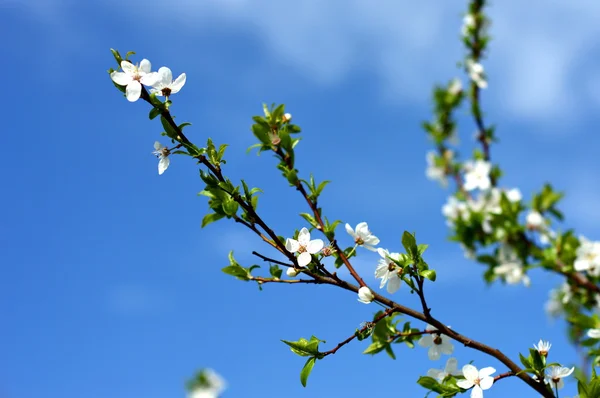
[299,213,318,228]
[160,116,179,139]
[149,107,161,120]
[282,336,324,357]
[221,265,249,280]
[201,213,225,228]
[110,48,123,65]
[363,342,386,355]
[222,199,239,217]
[420,269,437,282]
[269,264,282,279]
[300,357,316,387]
[401,231,418,257]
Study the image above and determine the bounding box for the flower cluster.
[111,58,186,102]
[574,236,600,276]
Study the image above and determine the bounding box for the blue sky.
[2,0,600,397]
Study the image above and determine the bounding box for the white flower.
[189,369,226,398]
[345,222,379,251]
[418,325,454,360]
[526,211,544,229]
[110,59,156,102]
[505,188,522,203]
[427,357,462,382]
[442,196,468,224]
[463,160,492,191]
[448,78,463,95]
[150,66,186,98]
[426,151,447,186]
[545,366,574,390]
[457,364,495,398]
[357,286,375,304]
[494,245,530,287]
[587,329,600,339]
[466,59,488,89]
[574,236,600,276]
[533,339,552,356]
[152,141,170,175]
[282,113,292,123]
[375,248,403,293]
[286,267,299,277]
[285,227,324,267]
[462,14,476,36]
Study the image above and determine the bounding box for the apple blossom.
[526,211,544,229]
[463,160,491,191]
[426,151,447,186]
[110,59,156,102]
[494,245,530,287]
[533,339,552,356]
[457,364,495,398]
[466,59,488,89]
[345,222,379,251]
[418,325,454,360]
[427,357,462,382]
[152,141,170,175]
[375,248,402,294]
[544,366,574,390]
[150,66,186,98]
[587,329,600,339]
[285,227,324,267]
[357,286,375,304]
[574,236,600,276]
[505,188,522,202]
[462,14,476,36]
[448,78,463,95]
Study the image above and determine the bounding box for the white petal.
[158,156,170,175]
[418,335,433,348]
[158,66,173,85]
[154,141,162,150]
[387,275,401,294]
[285,238,299,253]
[111,71,132,86]
[428,345,441,360]
[141,72,159,86]
[297,228,310,245]
[462,364,478,382]
[120,61,136,75]
[479,376,494,390]
[440,339,454,355]
[377,248,389,259]
[345,223,355,238]
[478,367,496,379]
[126,81,142,102]
[139,58,152,74]
[297,252,312,267]
[588,329,600,339]
[170,73,186,94]
[307,239,324,254]
[427,369,444,381]
[445,357,459,374]
[470,385,483,398]
[456,379,474,390]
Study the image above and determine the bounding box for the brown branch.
[252,251,294,268]
[250,276,328,285]
[321,308,397,357]
[137,86,552,398]
[273,147,366,288]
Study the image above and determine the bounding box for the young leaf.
[300,357,316,387]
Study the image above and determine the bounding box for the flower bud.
[282,113,292,123]
[286,267,300,277]
[357,286,374,304]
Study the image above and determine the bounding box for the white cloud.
[146,0,600,124]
